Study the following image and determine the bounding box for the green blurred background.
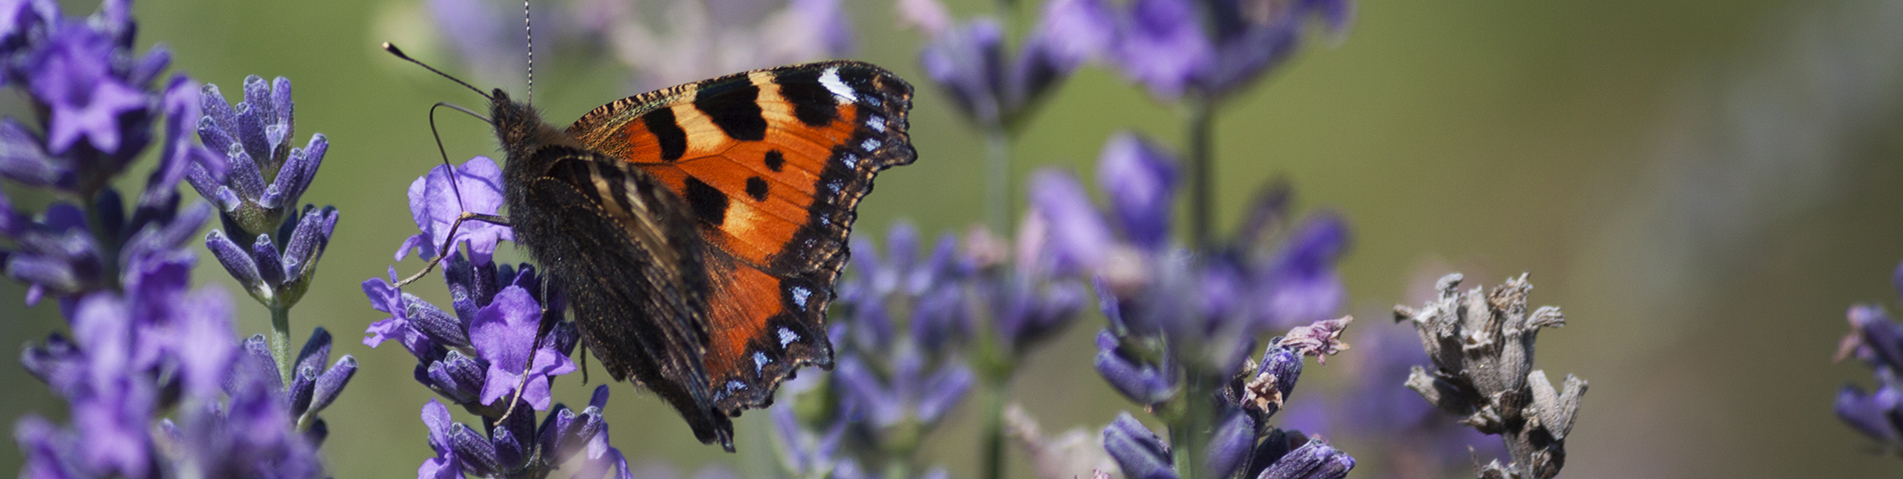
[6,0,1903,477]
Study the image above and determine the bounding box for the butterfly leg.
[396,212,513,287]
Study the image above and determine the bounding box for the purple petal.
[917,362,973,423]
[1032,0,1114,69]
[919,19,1006,124]
[1029,169,1113,276]
[0,118,58,186]
[1095,339,1177,405]
[403,156,511,262]
[307,355,356,415]
[175,288,236,399]
[250,233,284,288]
[1112,0,1213,98]
[471,287,544,407]
[1102,412,1176,479]
[1206,412,1258,479]
[1837,383,1903,443]
[1096,133,1177,250]
[1254,440,1353,479]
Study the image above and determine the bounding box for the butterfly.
[396,45,916,452]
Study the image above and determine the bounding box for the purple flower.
[1102,412,1176,479]
[1253,215,1348,330]
[1836,269,1903,449]
[1094,328,1177,406]
[1107,0,1354,99]
[365,248,578,416]
[397,156,512,263]
[27,23,147,157]
[0,0,173,195]
[165,336,327,479]
[188,76,327,240]
[1330,323,1501,477]
[416,385,632,479]
[910,0,1114,127]
[834,349,974,435]
[204,205,337,308]
[472,286,577,410]
[1028,169,1114,277]
[771,404,847,477]
[1112,0,1212,99]
[1255,440,1354,479]
[1096,133,1177,251]
[840,221,973,356]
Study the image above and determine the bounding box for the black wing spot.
[773,68,840,127]
[764,150,786,172]
[745,176,769,202]
[693,78,768,141]
[643,108,688,162]
[684,176,729,225]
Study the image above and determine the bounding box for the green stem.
[980,383,1008,479]
[985,126,1013,236]
[1168,370,1219,479]
[1185,94,1216,249]
[270,304,293,386]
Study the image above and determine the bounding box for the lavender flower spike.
[190,76,328,240]
[1394,273,1585,479]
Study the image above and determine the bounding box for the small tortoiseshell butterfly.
[391,46,915,451]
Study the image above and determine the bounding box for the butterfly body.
[485,61,916,451]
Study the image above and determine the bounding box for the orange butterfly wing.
[567,61,915,413]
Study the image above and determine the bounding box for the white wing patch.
[820,67,856,103]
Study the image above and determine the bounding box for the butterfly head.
[488,88,578,169]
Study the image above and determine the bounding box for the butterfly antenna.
[523,0,534,104]
[384,42,493,102]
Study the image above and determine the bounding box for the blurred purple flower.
[0,12,212,305]
[772,404,848,478]
[835,349,974,435]
[1835,270,1903,449]
[1253,214,1349,330]
[1107,0,1354,99]
[0,0,175,196]
[840,221,967,354]
[1331,323,1500,479]
[1096,133,1178,251]
[397,156,512,264]
[582,0,854,92]
[909,0,1113,127]
[1112,0,1211,99]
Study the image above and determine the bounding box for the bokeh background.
[6,0,1903,477]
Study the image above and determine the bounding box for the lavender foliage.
[367,156,630,478]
